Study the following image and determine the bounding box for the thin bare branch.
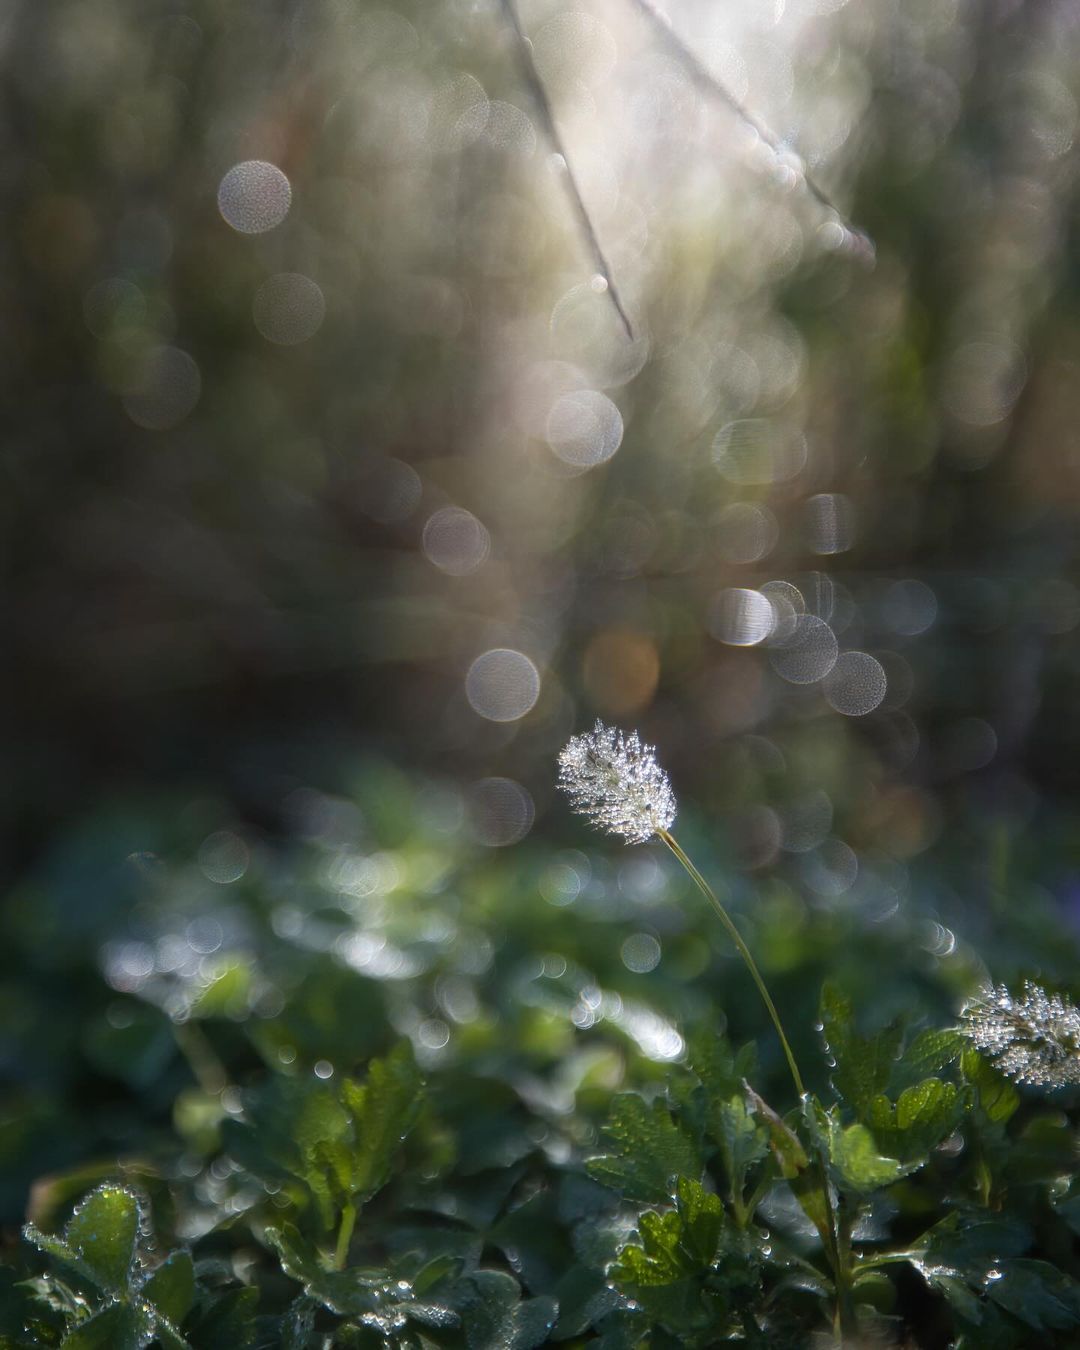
[501,0,636,339]
[627,0,874,262]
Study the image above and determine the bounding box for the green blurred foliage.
[4,0,1080,1342]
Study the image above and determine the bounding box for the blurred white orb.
[804,493,855,554]
[465,648,541,722]
[122,345,201,430]
[546,389,623,467]
[712,419,806,485]
[253,273,325,345]
[823,651,887,716]
[621,932,662,973]
[715,502,778,563]
[882,579,938,636]
[769,616,838,684]
[709,588,775,646]
[467,777,535,846]
[217,160,291,234]
[422,506,490,575]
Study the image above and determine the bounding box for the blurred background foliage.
[2,0,1080,1295]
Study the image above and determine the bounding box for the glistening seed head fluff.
[557,720,676,845]
[960,981,1080,1087]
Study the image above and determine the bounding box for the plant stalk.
[334,1202,357,1270]
[659,828,855,1343]
[659,829,804,1098]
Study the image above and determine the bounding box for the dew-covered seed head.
[557,720,676,845]
[960,981,1080,1088]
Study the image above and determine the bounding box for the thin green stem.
[659,828,855,1343]
[334,1202,357,1271]
[659,830,804,1099]
[853,1249,923,1275]
[173,1020,227,1096]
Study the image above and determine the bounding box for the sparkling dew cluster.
[960,981,1080,1087]
[557,720,676,845]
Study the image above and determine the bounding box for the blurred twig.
[627,0,874,262]
[502,0,636,339]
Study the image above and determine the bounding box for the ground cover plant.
[5,0,1080,1346]
[2,735,1080,1349]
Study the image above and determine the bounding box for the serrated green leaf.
[685,1028,755,1111]
[890,1028,965,1092]
[610,1181,723,1288]
[311,1137,354,1199]
[60,1301,154,1350]
[610,1178,741,1338]
[340,1041,424,1205]
[820,983,902,1119]
[586,1095,701,1204]
[714,1098,768,1199]
[63,1185,141,1296]
[142,1251,194,1328]
[866,1077,965,1163]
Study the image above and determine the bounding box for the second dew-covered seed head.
[960,981,1080,1088]
[557,720,676,845]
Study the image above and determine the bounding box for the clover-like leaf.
[59,1300,154,1350]
[25,1185,142,1299]
[142,1251,195,1329]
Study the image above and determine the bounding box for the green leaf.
[21,1228,99,1295]
[339,1041,424,1205]
[141,1251,195,1328]
[747,1090,834,1254]
[611,1178,724,1287]
[439,1270,555,1350]
[908,1215,1033,1325]
[188,958,252,1019]
[961,1049,1020,1125]
[586,1095,701,1204]
[60,1302,154,1350]
[820,983,902,1119]
[280,1297,317,1350]
[266,1225,380,1317]
[714,1098,768,1199]
[610,1179,742,1337]
[64,1185,141,1296]
[685,1028,756,1117]
[890,1028,965,1092]
[744,1086,807,1179]
[827,1120,908,1192]
[866,1077,965,1162]
[986,1259,1080,1331]
[184,1287,258,1350]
